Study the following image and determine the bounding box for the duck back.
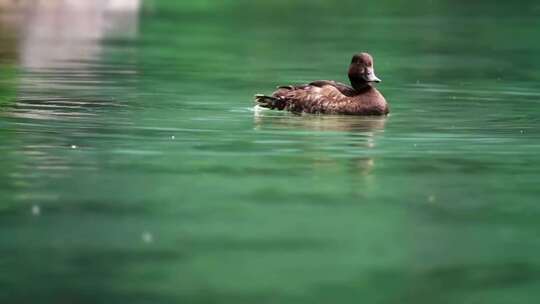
[256,83,388,115]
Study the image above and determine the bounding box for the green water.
[2,1,540,303]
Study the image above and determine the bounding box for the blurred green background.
[1,0,540,303]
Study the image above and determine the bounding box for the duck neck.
[348,74,371,92]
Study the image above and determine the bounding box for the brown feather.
[271,85,388,115]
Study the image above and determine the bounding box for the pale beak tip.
[365,74,381,83]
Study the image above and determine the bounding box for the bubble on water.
[413,144,417,147]
[428,195,436,203]
[520,130,524,134]
[171,135,175,140]
[142,231,153,243]
[31,205,41,216]
[71,145,77,149]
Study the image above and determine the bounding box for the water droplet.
[142,231,153,243]
[31,205,41,216]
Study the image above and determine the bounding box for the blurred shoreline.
[0,0,140,68]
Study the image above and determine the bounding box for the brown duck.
[255,52,388,115]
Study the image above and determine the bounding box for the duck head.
[348,52,381,91]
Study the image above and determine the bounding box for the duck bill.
[362,68,381,82]
[367,75,381,83]
[363,67,381,83]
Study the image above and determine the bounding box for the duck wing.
[260,83,348,113]
[256,80,356,113]
[308,80,356,96]
[277,80,355,96]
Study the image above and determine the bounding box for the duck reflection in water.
[253,109,387,176]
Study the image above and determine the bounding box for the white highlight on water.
[142,231,153,243]
[31,205,41,216]
[71,145,77,149]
